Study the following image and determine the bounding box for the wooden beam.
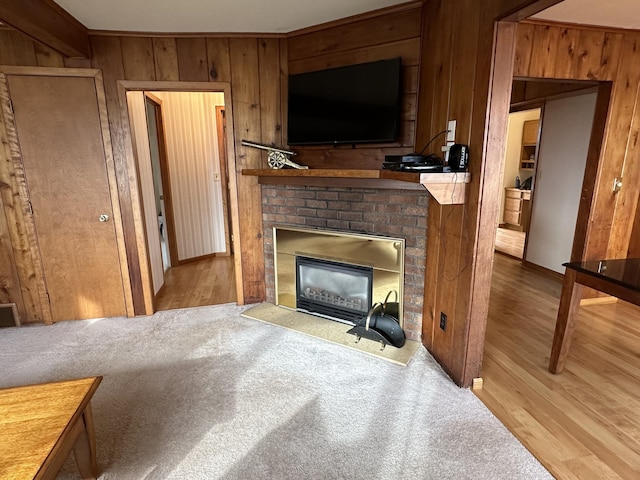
[0,0,89,58]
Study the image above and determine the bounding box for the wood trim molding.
[90,30,287,39]
[0,0,89,57]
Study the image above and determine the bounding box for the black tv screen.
[287,57,402,146]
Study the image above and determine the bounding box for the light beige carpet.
[241,302,420,366]
[1,303,553,480]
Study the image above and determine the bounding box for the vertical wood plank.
[90,35,147,315]
[586,33,640,264]
[554,27,581,79]
[513,23,534,77]
[529,24,560,78]
[33,43,64,67]
[176,38,209,82]
[279,38,289,147]
[258,38,283,149]
[574,30,606,80]
[422,200,441,348]
[152,38,179,81]
[607,81,640,258]
[0,30,37,66]
[0,75,50,324]
[229,38,265,303]
[121,37,156,81]
[206,38,232,83]
[600,32,624,81]
[415,0,440,151]
[0,81,33,322]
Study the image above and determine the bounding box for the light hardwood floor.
[154,255,237,311]
[475,254,640,480]
[495,227,526,259]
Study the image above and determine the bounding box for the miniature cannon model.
[241,140,308,170]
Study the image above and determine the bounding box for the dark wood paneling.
[289,38,421,74]
[288,9,422,61]
[258,38,283,148]
[287,5,422,168]
[416,0,537,386]
[0,0,89,57]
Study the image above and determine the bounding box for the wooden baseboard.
[580,296,618,306]
[177,252,225,265]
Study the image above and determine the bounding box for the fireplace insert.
[295,256,373,324]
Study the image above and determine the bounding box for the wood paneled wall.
[286,4,422,169]
[90,34,285,307]
[514,21,640,289]
[0,27,283,315]
[415,0,545,386]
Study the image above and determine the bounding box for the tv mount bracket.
[241,140,308,170]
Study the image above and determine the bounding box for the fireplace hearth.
[296,256,373,324]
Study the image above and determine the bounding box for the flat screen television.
[287,57,402,146]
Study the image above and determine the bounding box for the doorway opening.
[496,106,541,260]
[122,81,242,314]
[494,79,599,275]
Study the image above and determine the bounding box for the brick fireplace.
[261,184,428,341]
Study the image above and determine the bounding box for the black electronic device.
[448,144,469,172]
[287,58,402,146]
[382,153,443,172]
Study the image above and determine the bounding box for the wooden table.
[549,259,640,373]
[0,376,102,479]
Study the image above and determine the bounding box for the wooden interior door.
[7,74,126,321]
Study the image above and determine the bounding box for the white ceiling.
[532,0,640,30]
[49,0,640,34]
[52,0,411,33]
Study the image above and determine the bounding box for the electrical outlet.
[440,312,447,331]
[447,120,457,143]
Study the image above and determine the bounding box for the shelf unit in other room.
[520,119,539,170]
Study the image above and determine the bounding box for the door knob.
[99,214,110,222]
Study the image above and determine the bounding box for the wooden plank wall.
[286,4,422,169]
[415,0,543,386]
[0,27,283,315]
[514,21,640,292]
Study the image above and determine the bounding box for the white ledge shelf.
[241,169,471,205]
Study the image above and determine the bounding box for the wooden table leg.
[72,403,99,479]
[549,268,583,374]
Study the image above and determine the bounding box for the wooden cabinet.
[520,119,539,170]
[504,188,531,231]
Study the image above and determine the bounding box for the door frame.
[0,66,134,323]
[117,80,243,314]
[215,105,233,256]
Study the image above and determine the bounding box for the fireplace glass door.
[296,256,373,324]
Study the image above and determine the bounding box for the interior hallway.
[476,254,640,480]
[155,256,236,311]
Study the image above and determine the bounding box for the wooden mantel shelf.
[242,169,471,205]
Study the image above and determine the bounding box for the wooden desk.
[549,259,640,374]
[0,376,102,479]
